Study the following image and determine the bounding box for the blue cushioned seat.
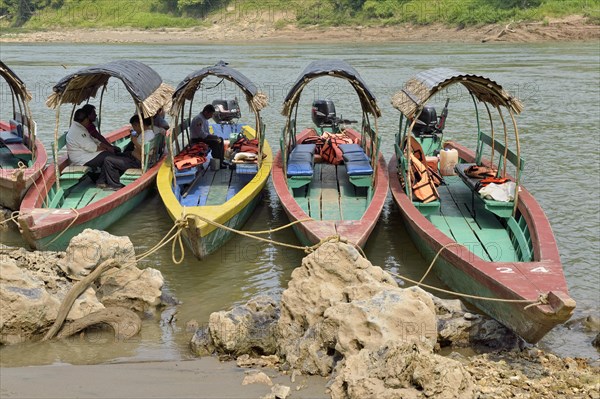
[294,143,316,153]
[346,161,374,176]
[236,163,259,175]
[343,151,369,163]
[287,145,315,178]
[0,131,23,144]
[339,143,363,154]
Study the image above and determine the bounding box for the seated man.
[66,108,137,190]
[190,104,226,167]
[128,114,155,165]
[80,104,121,154]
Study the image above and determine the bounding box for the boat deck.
[291,163,369,221]
[427,175,520,262]
[0,147,21,169]
[58,176,116,209]
[176,166,254,207]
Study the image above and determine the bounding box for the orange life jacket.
[409,153,439,203]
[475,176,511,191]
[320,132,357,165]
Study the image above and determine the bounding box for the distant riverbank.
[1,15,598,44]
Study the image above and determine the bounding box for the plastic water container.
[440,148,458,176]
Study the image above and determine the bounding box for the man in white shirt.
[66,108,137,190]
[190,104,225,167]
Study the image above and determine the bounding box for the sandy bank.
[0,357,329,399]
[1,16,598,44]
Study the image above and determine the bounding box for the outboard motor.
[212,99,241,124]
[413,106,438,136]
[311,100,337,127]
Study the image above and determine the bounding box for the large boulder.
[276,242,437,376]
[97,266,164,313]
[58,229,135,278]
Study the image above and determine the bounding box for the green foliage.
[2,0,598,29]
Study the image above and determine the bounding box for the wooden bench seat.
[454,163,514,218]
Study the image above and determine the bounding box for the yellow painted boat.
[157,61,272,259]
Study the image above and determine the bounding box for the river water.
[0,42,598,366]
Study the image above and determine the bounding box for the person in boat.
[80,104,121,154]
[66,108,137,190]
[153,107,170,134]
[190,104,226,168]
[128,114,155,165]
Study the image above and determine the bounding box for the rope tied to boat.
[135,217,189,265]
[523,293,549,310]
[0,211,21,228]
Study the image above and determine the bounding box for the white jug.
[440,148,458,176]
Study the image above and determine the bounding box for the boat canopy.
[282,59,381,118]
[0,60,33,103]
[46,60,173,118]
[391,67,523,119]
[171,60,267,117]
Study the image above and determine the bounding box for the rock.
[328,341,474,399]
[190,325,215,356]
[1,230,165,344]
[263,384,291,399]
[433,295,518,350]
[96,266,164,313]
[592,332,600,348]
[0,257,61,344]
[584,315,600,332]
[277,242,434,376]
[206,296,279,357]
[236,354,280,368]
[58,229,135,277]
[242,370,273,386]
[323,288,437,358]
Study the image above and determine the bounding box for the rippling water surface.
[1,41,598,365]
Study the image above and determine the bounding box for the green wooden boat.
[388,68,575,343]
[18,60,172,250]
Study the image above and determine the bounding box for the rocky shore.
[1,231,599,398]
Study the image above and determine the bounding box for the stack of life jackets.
[403,136,442,203]
[173,142,209,170]
[300,130,359,165]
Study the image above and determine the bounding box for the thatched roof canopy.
[46,60,172,118]
[392,67,523,119]
[282,59,381,118]
[171,61,267,117]
[0,60,32,103]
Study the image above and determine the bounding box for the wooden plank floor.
[178,167,247,207]
[428,176,518,262]
[293,163,368,221]
[60,178,112,209]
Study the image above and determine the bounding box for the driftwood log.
[42,259,118,341]
[55,307,142,340]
